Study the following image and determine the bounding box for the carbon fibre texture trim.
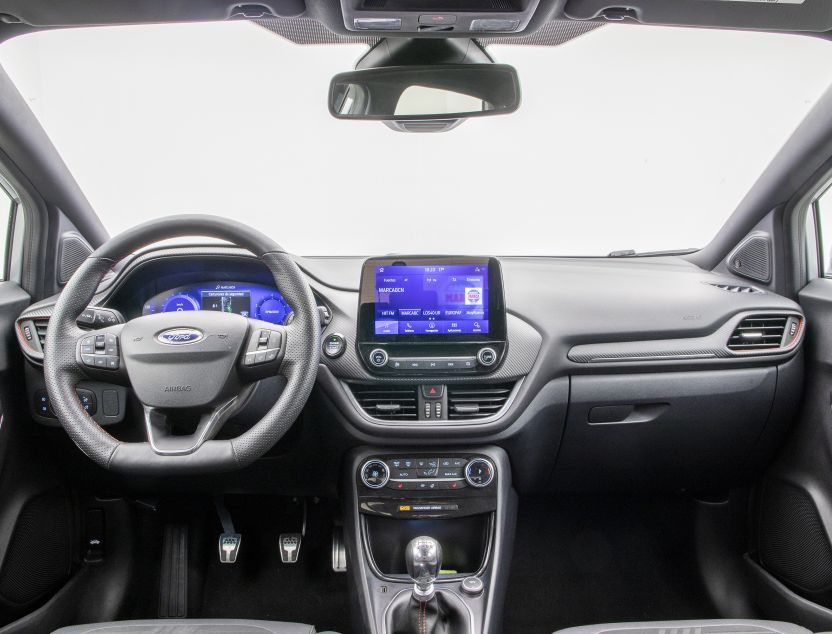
[254,18,602,47]
[568,348,731,363]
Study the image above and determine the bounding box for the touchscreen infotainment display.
[373,263,489,336]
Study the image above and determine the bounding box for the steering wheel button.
[268,331,282,349]
[264,349,278,362]
[105,356,119,369]
[254,351,267,364]
[81,354,96,367]
[93,356,107,368]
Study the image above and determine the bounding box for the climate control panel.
[352,449,504,520]
[360,455,496,491]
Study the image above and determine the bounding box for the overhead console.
[340,0,541,34]
[357,256,507,376]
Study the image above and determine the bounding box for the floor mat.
[194,497,350,633]
[503,495,720,634]
[117,496,351,634]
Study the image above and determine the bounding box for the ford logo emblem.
[157,328,204,345]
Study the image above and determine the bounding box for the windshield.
[0,21,831,256]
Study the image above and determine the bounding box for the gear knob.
[406,536,442,601]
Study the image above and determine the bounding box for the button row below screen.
[388,357,477,370]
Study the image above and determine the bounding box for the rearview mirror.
[328,64,521,122]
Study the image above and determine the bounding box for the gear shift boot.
[388,536,471,634]
[386,590,471,634]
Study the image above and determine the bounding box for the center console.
[344,446,517,634]
[357,256,507,376]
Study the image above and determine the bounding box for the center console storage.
[344,446,516,634]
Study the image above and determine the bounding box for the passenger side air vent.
[348,384,418,421]
[447,383,514,421]
[707,282,763,294]
[727,315,800,351]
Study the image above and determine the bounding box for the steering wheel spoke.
[143,384,255,455]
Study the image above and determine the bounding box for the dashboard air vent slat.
[348,385,418,421]
[727,315,789,351]
[707,282,763,294]
[447,384,513,421]
[34,320,49,350]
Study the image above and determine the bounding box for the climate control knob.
[361,459,390,489]
[477,347,498,367]
[465,458,495,488]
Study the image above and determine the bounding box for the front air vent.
[349,384,418,421]
[34,319,48,350]
[707,282,763,294]
[727,315,792,351]
[447,383,514,421]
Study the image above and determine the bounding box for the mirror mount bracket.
[355,38,494,70]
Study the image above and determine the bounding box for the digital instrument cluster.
[142,282,293,325]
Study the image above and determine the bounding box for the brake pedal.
[219,533,242,564]
[280,533,302,564]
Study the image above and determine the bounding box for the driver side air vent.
[447,383,514,420]
[34,319,48,350]
[348,384,418,421]
[727,315,798,351]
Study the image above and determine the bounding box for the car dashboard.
[14,244,805,494]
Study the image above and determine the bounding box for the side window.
[0,184,15,282]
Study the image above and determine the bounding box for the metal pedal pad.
[280,533,302,564]
[219,532,242,564]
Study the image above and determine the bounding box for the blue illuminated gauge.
[162,293,200,313]
[255,294,293,325]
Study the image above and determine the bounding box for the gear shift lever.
[406,536,442,601]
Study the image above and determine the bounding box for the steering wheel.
[43,215,320,475]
